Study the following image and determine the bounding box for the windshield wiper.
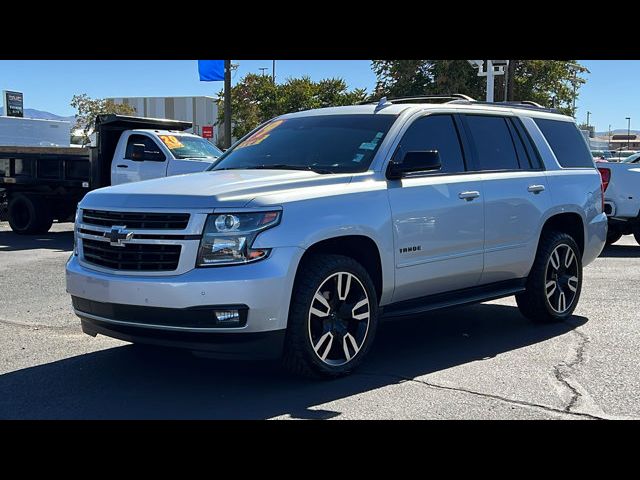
[216,164,335,174]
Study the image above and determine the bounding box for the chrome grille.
[82,239,181,271]
[82,209,190,230]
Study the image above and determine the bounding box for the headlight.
[197,211,281,266]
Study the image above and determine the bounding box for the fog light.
[215,310,241,325]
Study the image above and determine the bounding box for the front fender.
[252,189,395,304]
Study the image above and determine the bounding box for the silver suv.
[66,96,607,378]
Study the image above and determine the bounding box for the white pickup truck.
[1,114,222,234]
[597,157,640,245]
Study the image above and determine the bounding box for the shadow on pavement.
[0,303,587,419]
[0,227,73,252]
[599,243,640,258]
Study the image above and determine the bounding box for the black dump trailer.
[0,114,192,234]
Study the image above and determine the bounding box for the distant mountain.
[0,106,75,123]
[595,129,640,136]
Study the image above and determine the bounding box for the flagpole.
[224,59,232,149]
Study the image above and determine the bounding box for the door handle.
[458,191,480,201]
[116,164,128,168]
[527,184,545,194]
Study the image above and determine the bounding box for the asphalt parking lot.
[1,221,639,420]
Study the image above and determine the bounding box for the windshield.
[209,114,397,174]
[158,135,223,159]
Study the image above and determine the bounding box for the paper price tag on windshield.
[358,142,377,151]
[237,120,284,149]
[159,135,185,150]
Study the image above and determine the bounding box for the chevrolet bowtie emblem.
[105,226,134,247]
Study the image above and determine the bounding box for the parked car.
[592,150,612,161]
[609,150,637,162]
[596,159,640,245]
[0,115,222,234]
[622,152,640,164]
[66,97,607,378]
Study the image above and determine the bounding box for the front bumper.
[66,246,304,341]
[79,313,286,359]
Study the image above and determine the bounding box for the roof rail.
[519,100,544,108]
[448,99,559,113]
[359,95,560,113]
[387,94,476,104]
[359,94,475,105]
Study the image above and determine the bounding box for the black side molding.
[381,278,527,319]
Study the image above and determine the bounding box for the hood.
[80,169,354,209]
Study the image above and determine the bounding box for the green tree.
[70,94,136,144]
[371,60,434,97]
[218,74,367,141]
[509,60,589,115]
[371,60,588,114]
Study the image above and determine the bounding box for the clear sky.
[0,59,636,133]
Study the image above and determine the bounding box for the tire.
[7,194,53,235]
[606,229,623,246]
[516,231,582,323]
[282,254,379,379]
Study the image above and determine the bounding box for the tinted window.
[125,134,165,161]
[465,115,520,171]
[395,115,465,173]
[510,117,544,170]
[533,118,594,168]
[211,114,397,174]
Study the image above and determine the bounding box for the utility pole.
[503,62,509,101]
[586,111,591,127]
[259,67,268,76]
[572,69,578,118]
[626,117,631,151]
[224,59,232,149]
[507,60,516,101]
[272,60,276,83]
[608,124,612,151]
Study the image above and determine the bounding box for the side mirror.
[386,150,442,180]
[130,143,146,161]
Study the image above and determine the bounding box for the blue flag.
[198,60,225,81]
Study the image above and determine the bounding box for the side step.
[381,278,527,320]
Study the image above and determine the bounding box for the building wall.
[109,96,222,146]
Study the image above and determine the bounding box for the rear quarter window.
[533,118,594,168]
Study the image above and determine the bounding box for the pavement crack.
[552,322,591,413]
[357,370,604,420]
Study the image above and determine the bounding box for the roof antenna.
[374,96,392,112]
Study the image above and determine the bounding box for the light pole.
[572,69,578,118]
[567,62,580,118]
[224,60,232,150]
[272,60,276,83]
[626,117,631,151]
[259,67,268,76]
[608,124,612,151]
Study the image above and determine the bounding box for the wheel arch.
[295,234,389,305]
[538,211,585,255]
